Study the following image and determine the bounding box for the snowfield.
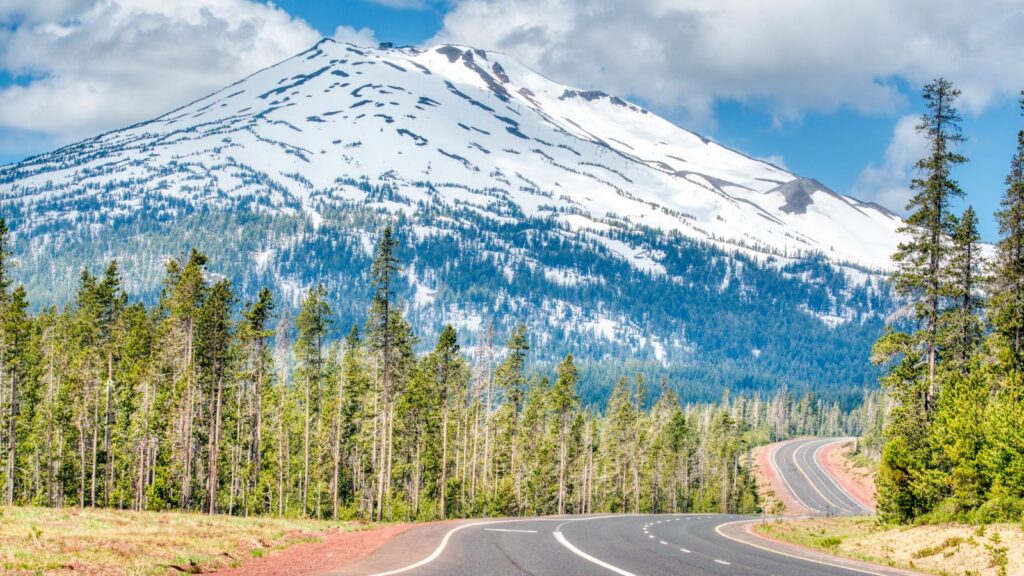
[1,39,902,272]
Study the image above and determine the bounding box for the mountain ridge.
[0,38,898,403]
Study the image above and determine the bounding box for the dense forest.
[0,219,870,520]
[875,82,1024,524]
[2,161,893,408]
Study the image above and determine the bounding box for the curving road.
[769,437,874,516]
[334,438,898,576]
[336,513,908,576]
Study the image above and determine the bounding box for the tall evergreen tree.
[890,77,967,407]
[198,279,235,514]
[941,207,983,372]
[989,92,1024,373]
[236,288,275,515]
[294,284,332,516]
[552,353,579,515]
[876,79,967,523]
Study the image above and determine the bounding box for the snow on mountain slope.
[1,39,902,271]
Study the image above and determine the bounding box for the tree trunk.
[103,351,114,506]
[207,374,223,514]
[440,402,448,518]
[5,369,17,505]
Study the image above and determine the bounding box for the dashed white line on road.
[483,528,538,533]
[659,540,668,545]
[679,548,691,554]
[715,559,731,565]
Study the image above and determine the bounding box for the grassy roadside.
[756,516,1024,576]
[0,505,369,575]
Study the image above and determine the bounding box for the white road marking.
[714,519,889,576]
[679,548,691,554]
[483,528,538,533]
[553,530,639,576]
[770,440,815,513]
[715,559,731,565]
[367,518,561,576]
[792,441,841,512]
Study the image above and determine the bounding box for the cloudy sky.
[1,0,1021,240]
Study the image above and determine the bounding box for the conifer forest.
[0,220,867,521]
[874,83,1024,524]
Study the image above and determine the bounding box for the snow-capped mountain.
[0,40,900,402]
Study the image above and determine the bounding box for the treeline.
[0,221,858,520]
[875,82,1024,523]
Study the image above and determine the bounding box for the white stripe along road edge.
[553,530,639,576]
[483,528,538,533]
[714,519,889,576]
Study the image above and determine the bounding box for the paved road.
[769,437,873,516]
[344,513,905,576]
[338,437,897,576]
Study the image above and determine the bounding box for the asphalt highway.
[338,438,899,576]
[348,513,904,576]
[769,437,874,516]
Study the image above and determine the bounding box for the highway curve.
[333,438,902,576]
[334,513,911,576]
[768,437,874,516]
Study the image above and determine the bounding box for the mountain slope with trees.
[0,220,873,520]
[0,40,901,404]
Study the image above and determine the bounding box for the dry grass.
[758,516,1024,576]
[0,505,365,575]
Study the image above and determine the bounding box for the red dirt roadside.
[819,440,876,511]
[753,441,804,516]
[211,523,413,576]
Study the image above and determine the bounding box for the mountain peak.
[0,37,899,392]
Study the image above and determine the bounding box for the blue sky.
[1,0,1021,241]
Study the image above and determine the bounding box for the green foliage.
[876,82,1024,525]
[0,219,866,520]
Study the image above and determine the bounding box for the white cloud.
[366,0,428,9]
[332,25,378,47]
[433,0,1024,123]
[852,115,930,212]
[0,0,320,140]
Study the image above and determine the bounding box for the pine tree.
[891,77,967,408]
[198,279,235,514]
[989,92,1024,373]
[493,324,528,512]
[2,286,29,505]
[979,92,1024,511]
[941,207,983,372]
[551,354,579,515]
[236,288,274,515]
[426,325,466,518]
[294,284,332,516]
[163,249,210,510]
[876,79,967,523]
[366,224,412,520]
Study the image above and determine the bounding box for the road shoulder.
[211,523,415,576]
[818,440,877,511]
[753,440,805,516]
[719,518,924,576]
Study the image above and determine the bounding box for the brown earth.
[210,523,413,576]
[752,441,804,517]
[819,440,876,511]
